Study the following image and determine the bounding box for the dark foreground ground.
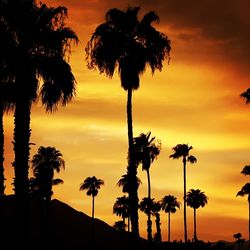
[1,195,247,250]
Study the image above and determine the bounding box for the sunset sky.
[3,0,250,242]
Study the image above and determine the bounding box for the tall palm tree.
[30,146,65,201]
[139,197,154,242]
[237,183,250,247]
[133,132,161,199]
[86,7,171,237]
[1,0,77,229]
[161,195,181,242]
[186,189,208,242]
[113,195,130,231]
[80,176,104,219]
[151,200,162,243]
[169,144,197,243]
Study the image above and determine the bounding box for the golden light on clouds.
[3,0,250,242]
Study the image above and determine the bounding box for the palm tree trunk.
[13,98,32,248]
[147,169,151,199]
[126,87,139,238]
[0,104,5,197]
[168,211,171,242]
[155,213,162,243]
[128,216,130,232]
[194,208,197,242]
[92,195,95,219]
[146,169,153,242]
[183,157,187,243]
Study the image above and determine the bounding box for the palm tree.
[113,195,130,231]
[86,7,171,237]
[186,189,208,242]
[241,88,250,103]
[169,144,197,242]
[30,146,65,201]
[133,132,161,199]
[237,183,250,247]
[161,195,181,242]
[1,0,77,231]
[151,200,162,243]
[117,173,142,194]
[80,176,104,219]
[139,197,154,242]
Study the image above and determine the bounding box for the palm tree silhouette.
[80,176,104,219]
[30,146,65,201]
[86,6,171,237]
[170,144,197,243]
[139,197,154,242]
[113,195,130,232]
[117,173,142,194]
[161,195,181,242]
[133,132,161,199]
[151,200,162,243]
[237,183,250,247]
[1,2,78,239]
[186,189,208,242]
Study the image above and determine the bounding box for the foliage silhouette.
[30,146,65,201]
[170,144,197,243]
[133,131,161,241]
[113,220,127,232]
[186,189,208,242]
[117,173,142,194]
[113,195,130,232]
[80,176,104,219]
[161,194,181,242]
[86,6,171,237]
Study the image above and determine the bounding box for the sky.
[3,0,250,242]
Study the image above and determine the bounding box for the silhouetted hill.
[1,195,149,250]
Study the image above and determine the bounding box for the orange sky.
[3,0,250,242]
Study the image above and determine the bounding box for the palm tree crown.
[86,6,171,91]
[170,144,197,163]
[80,176,104,197]
[31,146,65,201]
[186,189,208,209]
[241,88,250,104]
[161,195,181,213]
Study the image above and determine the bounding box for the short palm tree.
[113,195,130,231]
[237,183,250,246]
[161,195,181,242]
[133,132,161,199]
[117,173,142,194]
[139,197,154,242]
[80,176,104,219]
[30,146,65,201]
[151,200,162,243]
[86,6,171,237]
[169,144,197,242]
[186,189,208,242]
